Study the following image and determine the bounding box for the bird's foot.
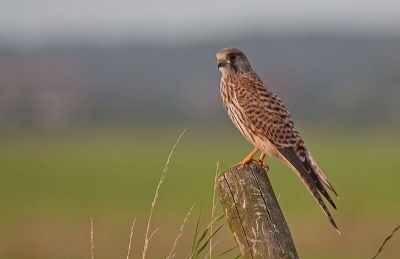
[236,148,259,166]
[256,152,268,168]
[236,150,268,169]
[253,158,268,169]
[236,157,268,169]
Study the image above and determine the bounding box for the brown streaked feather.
[236,74,337,198]
[278,147,336,210]
[298,170,340,233]
[308,153,339,197]
[235,75,301,148]
[234,77,338,225]
[217,47,339,232]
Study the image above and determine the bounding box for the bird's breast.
[220,77,282,160]
[220,78,260,149]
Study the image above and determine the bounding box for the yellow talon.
[236,149,268,168]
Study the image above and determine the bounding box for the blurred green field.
[0,126,399,259]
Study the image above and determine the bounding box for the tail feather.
[308,153,339,198]
[299,172,340,234]
[277,146,339,232]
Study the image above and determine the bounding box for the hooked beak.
[217,60,226,68]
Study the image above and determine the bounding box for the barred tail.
[276,146,339,233]
[308,154,339,198]
[298,172,340,234]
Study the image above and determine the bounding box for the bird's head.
[216,47,251,77]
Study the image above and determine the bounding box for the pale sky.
[2,0,400,47]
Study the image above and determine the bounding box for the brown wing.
[234,74,339,231]
[235,73,300,148]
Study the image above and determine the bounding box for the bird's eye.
[229,53,236,60]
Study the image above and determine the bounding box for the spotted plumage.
[216,47,339,233]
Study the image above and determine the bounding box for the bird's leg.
[236,149,269,169]
[236,147,259,165]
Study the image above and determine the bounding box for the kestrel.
[216,47,339,233]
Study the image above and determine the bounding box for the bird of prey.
[216,47,339,233]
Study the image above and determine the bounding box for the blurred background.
[1,1,400,258]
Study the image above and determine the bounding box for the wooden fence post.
[215,163,299,259]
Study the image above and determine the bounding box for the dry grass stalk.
[204,241,218,259]
[373,222,400,259]
[142,128,187,259]
[166,203,195,259]
[209,161,219,258]
[91,216,94,259]
[126,218,136,259]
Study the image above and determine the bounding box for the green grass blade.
[194,226,209,252]
[210,246,237,259]
[191,204,204,253]
[194,214,225,254]
[205,214,224,229]
[196,223,225,255]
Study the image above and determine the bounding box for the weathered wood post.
[215,163,299,259]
